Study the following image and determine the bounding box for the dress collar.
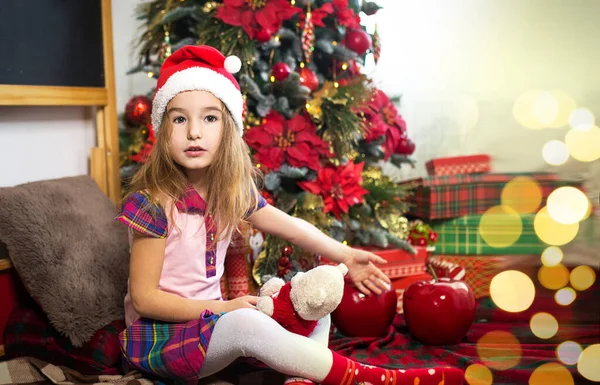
[175,184,207,214]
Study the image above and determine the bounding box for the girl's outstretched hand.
[344,248,391,296]
[223,295,259,312]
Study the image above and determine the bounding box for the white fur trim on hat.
[152,67,244,135]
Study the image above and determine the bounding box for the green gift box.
[432,214,544,255]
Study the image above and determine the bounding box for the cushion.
[0,176,129,347]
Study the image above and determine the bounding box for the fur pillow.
[0,176,129,347]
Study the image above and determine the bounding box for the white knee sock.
[198,309,332,381]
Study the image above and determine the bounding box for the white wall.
[1,0,598,188]
[367,0,600,182]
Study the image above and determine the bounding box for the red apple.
[403,277,475,345]
[331,279,397,338]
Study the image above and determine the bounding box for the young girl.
[116,45,464,385]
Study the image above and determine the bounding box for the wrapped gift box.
[402,172,582,220]
[432,214,545,255]
[320,246,430,280]
[429,255,510,299]
[426,154,491,176]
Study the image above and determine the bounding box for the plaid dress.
[119,311,222,383]
[115,186,266,382]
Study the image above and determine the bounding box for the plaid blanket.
[329,265,600,385]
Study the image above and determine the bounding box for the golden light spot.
[541,246,563,267]
[490,270,535,312]
[341,62,348,70]
[577,344,600,381]
[538,264,570,290]
[547,90,577,128]
[501,176,542,214]
[542,139,569,166]
[477,330,522,370]
[556,341,582,365]
[147,72,154,78]
[547,187,590,225]
[512,90,546,129]
[569,265,596,291]
[532,91,560,127]
[333,82,339,88]
[529,363,574,385]
[569,108,595,131]
[555,287,576,306]
[534,207,579,246]
[530,312,559,339]
[464,364,493,385]
[565,125,600,162]
[478,205,523,248]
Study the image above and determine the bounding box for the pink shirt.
[116,186,265,326]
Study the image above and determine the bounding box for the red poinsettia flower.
[299,3,334,28]
[332,0,361,29]
[244,111,331,171]
[299,161,369,219]
[216,0,300,41]
[361,89,413,159]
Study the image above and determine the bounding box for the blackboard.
[0,0,105,87]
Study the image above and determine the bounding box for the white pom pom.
[224,55,242,74]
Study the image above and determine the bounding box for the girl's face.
[166,90,224,173]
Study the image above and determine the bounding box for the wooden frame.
[0,0,120,203]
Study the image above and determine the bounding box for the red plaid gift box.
[321,246,430,280]
[429,255,510,299]
[426,154,491,176]
[401,172,583,220]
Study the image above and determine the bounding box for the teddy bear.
[256,263,348,337]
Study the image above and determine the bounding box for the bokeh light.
[542,139,570,166]
[478,205,523,248]
[500,176,542,214]
[547,186,590,224]
[541,246,563,267]
[547,90,577,128]
[530,312,559,339]
[538,264,570,290]
[477,330,522,370]
[464,364,493,385]
[569,265,596,291]
[556,341,582,365]
[569,108,595,131]
[532,91,559,127]
[555,287,577,306]
[577,344,600,381]
[534,206,579,246]
[490,270,535,312]
[565,125,600,162]
[513,90,547,130]
[529,363,574,385]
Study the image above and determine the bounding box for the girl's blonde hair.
[124,101,262,243]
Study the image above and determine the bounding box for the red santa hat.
[151,45,244,135]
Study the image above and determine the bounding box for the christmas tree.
[119,0,435,284]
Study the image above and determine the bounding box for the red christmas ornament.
[332,279,397,337]
[301,10,315,62]
[125,95,152,126]
[282,245,293,257]
[429,231,438,242]
[417,237,427,247]
[255,28,273,43]
[403,278,476,345]
[271,62,292,81]
[343,28,372,56]
[297,67,319,91]
[396,137,416,155]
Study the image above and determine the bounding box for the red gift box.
[401,172,583,220]
[426,154,492,176]
[320,246,430,280]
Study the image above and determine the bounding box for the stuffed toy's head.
[256,263,348,337]
[289,263,348,320]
